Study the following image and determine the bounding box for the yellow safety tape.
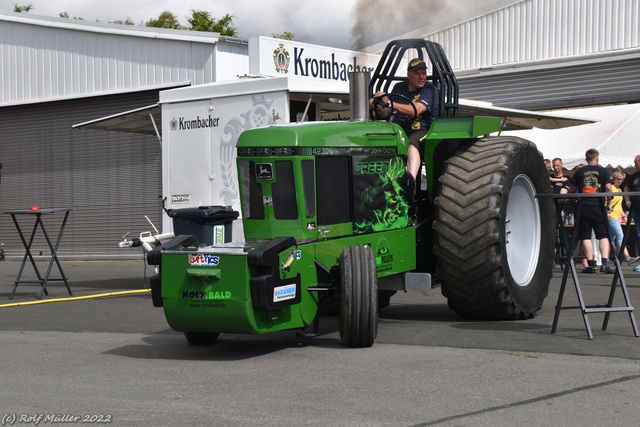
[0,289,151,308]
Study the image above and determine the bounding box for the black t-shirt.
[550,174,572,194]
[625,171,640,192]
[571,165,611,205]
[624,170,640,209]
[390,81,439,133]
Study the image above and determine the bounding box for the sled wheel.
[184,331,220,345]
[433,136,555,319]
[339,244,378,347]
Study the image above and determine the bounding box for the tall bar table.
[3,207,73,299]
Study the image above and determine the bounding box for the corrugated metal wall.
[426,0,640,71]
[0,13,250,260]
[0,90,164,259]
[459,53,640,109]
[0,14,248,106]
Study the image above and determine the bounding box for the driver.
[369,58,439,190]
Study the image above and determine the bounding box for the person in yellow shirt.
[609,170,638,265]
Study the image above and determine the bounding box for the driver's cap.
[407,58,427,72]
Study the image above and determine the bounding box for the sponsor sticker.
[273,284,296,302]
[188,253,220,266]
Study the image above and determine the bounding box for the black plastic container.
[167,205,239,246]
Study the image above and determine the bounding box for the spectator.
[550,157,572,262]
[569,148,613,274]
[550,157,571,194]
[623,155,640,271]
[544,159,552,173]
[609,170,638,265]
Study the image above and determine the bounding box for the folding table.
[539,192,639,339]
[3,208,73,299]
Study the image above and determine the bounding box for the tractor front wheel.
[339,244,378,347]
[433,136,555,319]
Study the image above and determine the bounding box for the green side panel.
[313,228,416,278]
[352,155,411,234]
[370,229,417,275]
[421,116,503,201]
[242,218,314,242]
[426,116,502,140]
[242,220,353,241]
[273,244,319,327]
[161,252,255,334]
[159,247,319,335]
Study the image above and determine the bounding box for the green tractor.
[148,39,555,347]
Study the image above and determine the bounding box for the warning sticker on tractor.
[273,284,296,302]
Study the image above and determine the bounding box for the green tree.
[187,10,237,36]
[272,31,295,41]
[145,11,182,29]
[59,12,84,20]
[13,3,33,13]
[111,18,135,25]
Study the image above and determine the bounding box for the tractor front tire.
[433,136,555,319]
[339,244,378,347]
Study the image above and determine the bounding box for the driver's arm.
[395,101,426,118]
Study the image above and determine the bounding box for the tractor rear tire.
[339,244,378,347]
[433,136,555,319]
[184,331,220,345]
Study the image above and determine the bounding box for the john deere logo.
[273,43,290,74]
[256,163,273,180]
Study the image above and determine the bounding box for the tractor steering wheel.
[372,92,418,124]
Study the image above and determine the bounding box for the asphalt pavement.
[1,258,640,426]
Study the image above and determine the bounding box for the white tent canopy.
[505,103,640,170]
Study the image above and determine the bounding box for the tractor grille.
[316,156,352,226]
[272,161,297,219]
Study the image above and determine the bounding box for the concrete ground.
[1,258,640,426]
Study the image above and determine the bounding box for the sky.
[0,0,499,50]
